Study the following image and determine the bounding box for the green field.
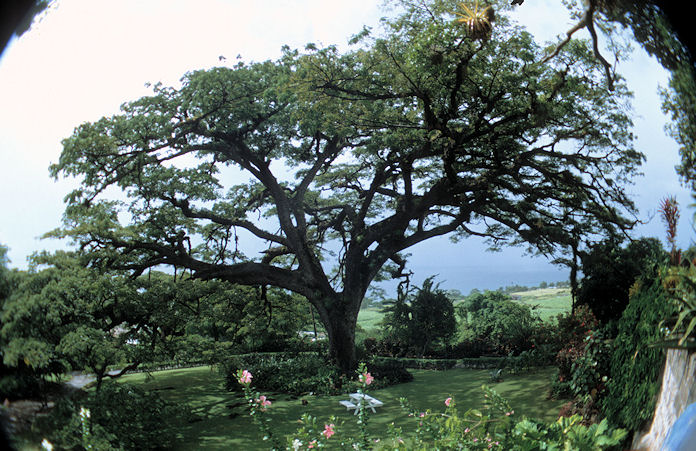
[510,287,572,321]
[357,308,385,333]
[118,365,564,450]
[358,287,572,333]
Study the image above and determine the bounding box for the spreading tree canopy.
[51,0,643,372]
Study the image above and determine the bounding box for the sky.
[0,0,693,294]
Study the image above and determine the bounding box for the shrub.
[569,325,613,400]
[222,353,412,395]
[602,273,676,431]
[367,359,413,387]
[39,381,189,450]
[223,353,343,395]
[380,277,457,357]
[457,291,542,356]
[374,356,459,370]
[552,305,599,393]
[578,238,665,323]
[506,346,556,374]
[446,337,494,358]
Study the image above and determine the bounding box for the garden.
[2,249,681,449]
[3,0,696,449]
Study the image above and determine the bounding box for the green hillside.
[510,287,572,321]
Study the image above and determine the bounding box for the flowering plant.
[358,371,374,386]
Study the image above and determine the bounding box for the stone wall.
[632,349,696,450]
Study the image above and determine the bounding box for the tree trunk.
[322,302,358,375]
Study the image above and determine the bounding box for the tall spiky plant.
[658,196,680,264]
[454,1,495,40]
[657,196,696,348]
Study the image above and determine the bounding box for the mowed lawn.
[357,308,384,333]
[119,365,565,450]
[510,287,572,321]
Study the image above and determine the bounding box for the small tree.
[457,290,540,355]
[577,237,666,323]
[381,277,456,356]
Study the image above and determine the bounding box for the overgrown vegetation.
[577,238,666,323]
[601,273,674,431]
[36,381,190,450]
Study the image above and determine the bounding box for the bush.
[569,325,613,400]
[457,291,543,356]
[552,305,599,393]
[506,346,556,374]
[561,324,615,422]
[446,337,495,358]
[374,356,459,370]
[222,353,412,396]
[367,359,414,387]
[223,353,343,395]
[380,277,457,357]
[602,274,676,431]
[39,382,189,450]
[578,238,665,323]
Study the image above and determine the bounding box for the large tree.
[51,0,642,373]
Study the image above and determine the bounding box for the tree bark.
[319,299,359,375]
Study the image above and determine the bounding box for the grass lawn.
[510,287,572,321]
[357,308,384,334]
[119,365,565,450]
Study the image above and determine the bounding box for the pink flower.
[473,438,478,442]
[322,423,335,439]
[464,428,470,433]
[256,395,271,411]
[445,397,452,407]
[308,440,316,448]
[359,372,374,385]
[238,369,252,385]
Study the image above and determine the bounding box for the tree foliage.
[1,251,311,390]
[380,277,456,356]
[457,290,540,355]
[521,0,696,191]
[50,0,643,371]
[578,237,666,323]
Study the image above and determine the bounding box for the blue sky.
[0,0,692,294]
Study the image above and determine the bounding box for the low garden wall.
[632,348,696,450]
[373,355,549,371]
